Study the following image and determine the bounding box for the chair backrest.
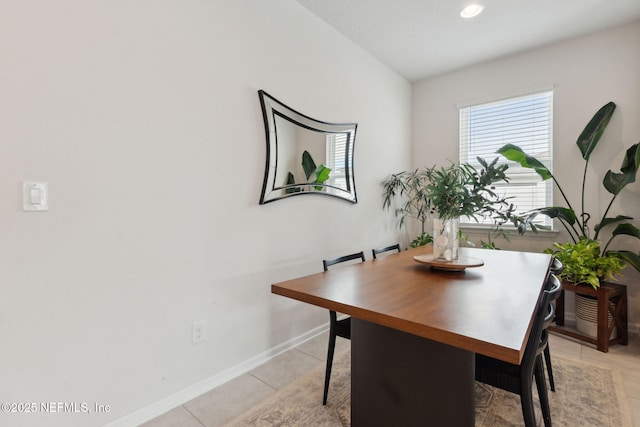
[540,274,562,351]
[371,243,401,259]
[323,251,365,271]
[546,270,562,303]
[522,273,561,368]
[543,275,561,326]
[551,258,564,276]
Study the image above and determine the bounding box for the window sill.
[460,224,560,239]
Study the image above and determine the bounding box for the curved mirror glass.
[258,90,357,204]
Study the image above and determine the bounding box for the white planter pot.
[575,293,617,339]
[432,218,459,261]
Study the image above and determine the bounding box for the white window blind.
[459,91,553,228]
[326,133,348,189]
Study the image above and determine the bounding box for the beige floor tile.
[296,331,351,361]
[623,371,640,399]
[249,346,323,390]
[139,405,203,427]
[630,397,640,427]
[548,332,582,360]
[581,342,640,370]
[183,373,275,427]
[294,331,331,360]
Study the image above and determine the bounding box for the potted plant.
[497,101,640,337]
[381,167,433,248]
[286,150,331,193]
[546,239,625,290]
[382,157,517,258]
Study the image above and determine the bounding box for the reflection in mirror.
[258,90,358,204]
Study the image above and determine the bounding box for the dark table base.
[351,318,475,426]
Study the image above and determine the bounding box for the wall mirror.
[258,90,358,204]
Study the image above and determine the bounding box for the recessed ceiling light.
[460,3,484,19]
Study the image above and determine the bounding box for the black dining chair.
[371,243,401,259]
[475,273,561,427]
[321,251,365,405]
[543,258,564,392]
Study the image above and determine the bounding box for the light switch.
[30,187,42,204]
[23,182,48,211]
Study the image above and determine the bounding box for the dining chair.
[475,273,561,427]
[543,258,564,392]
[321,251,365,405]
[371,243,401,259]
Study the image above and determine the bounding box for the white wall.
[412,22,640,330]
[0,1,411,426]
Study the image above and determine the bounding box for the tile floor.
[142,331,640,427]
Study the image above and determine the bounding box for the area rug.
[225,350,632,427]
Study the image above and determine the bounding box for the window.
[459,90,553,228]
[325,133,348,189]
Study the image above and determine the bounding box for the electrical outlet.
[192,320,207,344]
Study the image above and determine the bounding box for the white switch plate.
[23,182,48,211]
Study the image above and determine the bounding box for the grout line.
[294,346,325,362]
[247,372,279,392]
[182,405,207,427]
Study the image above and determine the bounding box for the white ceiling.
[296,0,640,81]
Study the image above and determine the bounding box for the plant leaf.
[514,207,576,234]
[301,150,317,181]
[595,215,633,233]
[314,164,331,190]
[285,172,300,193]
[576,101,616,161]
[608,250,640,273]
[497,144,552,180]
[603,143,639,195]
[315,165,331,183]
[529,206,577,224]
[611,222,640,239]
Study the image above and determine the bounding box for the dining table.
[271,245,553,426]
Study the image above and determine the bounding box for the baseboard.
[104,324,329,427]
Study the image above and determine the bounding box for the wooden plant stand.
[551,281,628,353]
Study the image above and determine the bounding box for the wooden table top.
[272,246,552,364]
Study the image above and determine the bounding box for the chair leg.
[544,345,555,391]
[322,329,337,405]
[519,375,537,427]
[535,356,553,427]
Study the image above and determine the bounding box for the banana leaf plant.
[497,101,640,287]
[301,150,331,190]
[285,150,331,193]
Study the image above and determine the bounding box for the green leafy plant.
[410,232,433,248]
[498,101,640,288]
[286,150,331,193]
[382,157,518,246]
[382,167,431,242]
[301,151,331,190]
[545,239,625,290]
[423,158,515,222]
